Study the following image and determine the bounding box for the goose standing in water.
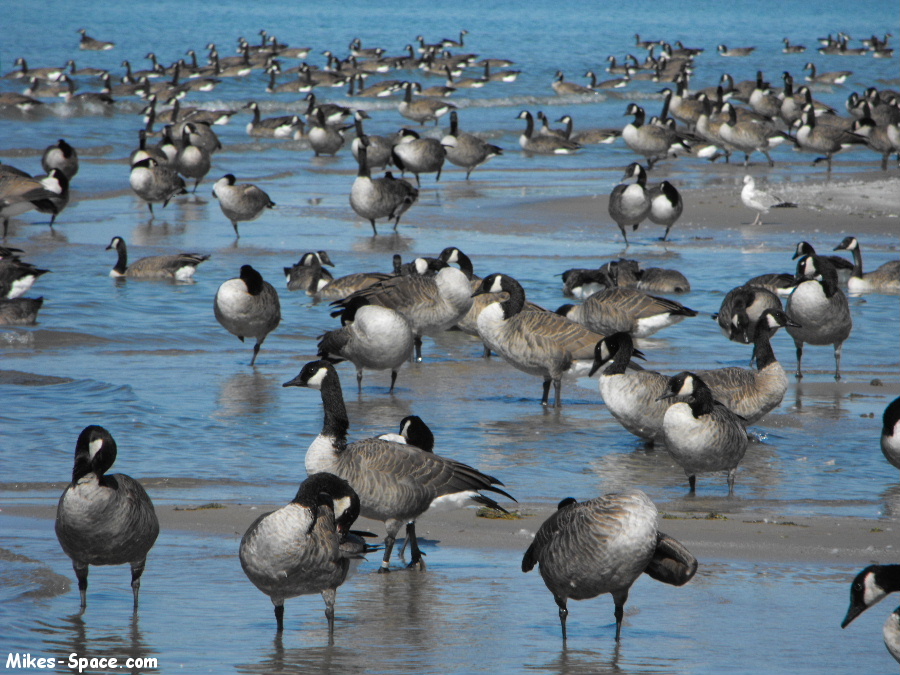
[391,128,446,186]
[55,425,159,611]
[318,297,415,393]
[350,137,419,235]
[517,110,581,155]
[441,111,503,179]
[41,139,79,179]
[695,309,798,424]
[713,284,783,344]
[473,273,604,407]
[211,174,275,238]
[658,372,749,494]
[239,472,369,634]
[283,360,514,572]
[842,564,900,664]
[214,265,281,366]
[589,332,671,445]
[786,254,852,380]
[608,162,651,244]
[834,236,900,295]
[106,236,209,280]
[129,157,187,218]
[647,180,682,241]
[284,251,334,292]
[175,123,212,192]
[523,489,697,642]
[398,81,455,126]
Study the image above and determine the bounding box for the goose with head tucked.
[785,254,852,380]
[106,236,209,281]
[214,265,281,366]
[212,174,275,238]
[239,472,369,634]
[713,284,783,344]
[523,489,697,642]
[284,251,334,292]
[658,371,749,494]
[391,128,445,186]
[882,397,900,471]
[283,360,514,572]
[55,425,159,611]
[473,273,604,407]
[833,236,900,295]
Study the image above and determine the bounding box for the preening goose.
[283,360,514,572]
[713,284,782,344]
[474,273,604,407]
[523,489,697,642]
[658,372,749,494]
[214,265,282,366]
[55,425,159,611]
[785,254,853,380]
[106,236,209,280]
[240,472,369,634]
[284,251,334,292]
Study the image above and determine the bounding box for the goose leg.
[541,379,552,406]
[554,595,569,642]
[688,474,696,494]
[727,469,737,496]
[763,150,774,168]
[74,562,89,610]
[794,339,804,380]
[389,369,398,393]
[833,341,843,381]
[378,520,403,573]
[413,336,423,362]
[130,558,147,611]
[553,378,562,408]
[250,340,263,367]
[321,588,336,638]
[405,522,426,570]
[274,603,285,631]
[231,219,240,237]
[617,224,629,245]
[612,590,628,641]
[356,369,363,393]
[369,219,378,235]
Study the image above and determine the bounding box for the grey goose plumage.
[881,397,900,470]
[834,236,900,295]
[398,81,455,126]
[517,111,581,155]
[211,174,275,237]
[350,137,419,235]
[129,156,187,218]
[283,360,514,572]
[391,128,446,186]
[608,162,651,244]
[714,283,783,344]
[214,265,281,366]
[658,371,749,494]
[106,236,209,280]
[239,472,369,634]
[284,251,334,293]
[523,489,697,642]
[55,425,159,611]
[0,296,43,325]
[786,254,853,380]
[441,111,502,179]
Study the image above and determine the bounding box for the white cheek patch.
[306,367,329,388]
[400,420,412,437]
[864,573,888,608]
[488,276,504,293]
[88,438,103,459]
[676,375,694,397]
[332,496,352,519]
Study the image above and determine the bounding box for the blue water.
[1,0,899,673]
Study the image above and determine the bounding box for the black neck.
[500,277,526,318]
[319,370,349,451]
[688,381,716,417]
[605,334,636,375]
[751,320,776,370]
[112,243,128,275]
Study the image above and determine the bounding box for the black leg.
[554,595,568,642]
[688,474,696,493]
[74,562,88,610]
[130,559,147,611]
[274,604,284,632]
[406,522,426,570]
[541,379,551,406]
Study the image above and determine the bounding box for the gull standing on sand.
[741,175,797,225]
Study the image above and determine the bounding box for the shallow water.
[1,0,899,673]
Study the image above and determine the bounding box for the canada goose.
[23,168,68,230]
[312,267,392,302]
[782,38,807,53]
[332,264,472,361]
[517,111,581,154]
[586,259,690,294]
[621,103,686,169]
[307,108,348,156]
[77,28,115,51]
[561,268,609,300]
[318,298,414,392]
[105,236,208,280]
[786,255,853,380]
[882,397,900,470]
[398,81,455,126]
[473,273,604,407]
[0,170,66,236]
[719,102,791,167]
[584,69,629,90]
[647,180,682,241]
[803,62,852,85]
[350,138,419,235]
[741,175,798,225]
[0,296,43,325]
[664,80,703,128]
[283,360,514,571]
[796,109,867,171]
[214,265,281,366]
[6,57,64,81]
[303,92,352,128]
[523,489,697,642]
[0,257,49,299]
[851,117,900,171]
[792,241,854,284]
[555,115,620,145]
[695,309,797,424]
[391,128,446,186]
[244,101,303,139]
[55,425,159,610]
[0,92,42,112]
[240,472,368,633]
[441,111,502,179]
[589,332,671,444]
[745,272,797,297]
[173,123,211,192]
[658,372,749,494]
[717,44,756,57]
[211,174,275,238]
[694,93,735,162]
[41,139,79,179]
[834,236,900,294]
[58,74,114,106]
[713,284,783,343]
[284,251,334,292]
[349,111,392,170]
[557,282,696,338]
[22,76,70,98]
[842,564,900,664]
[608,162,651,244]
[551,70,596,96]
[748,71,782,120]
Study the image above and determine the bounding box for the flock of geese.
[2,26,899,658]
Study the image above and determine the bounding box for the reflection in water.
[216,371,279,418]
[41,612,155,675]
